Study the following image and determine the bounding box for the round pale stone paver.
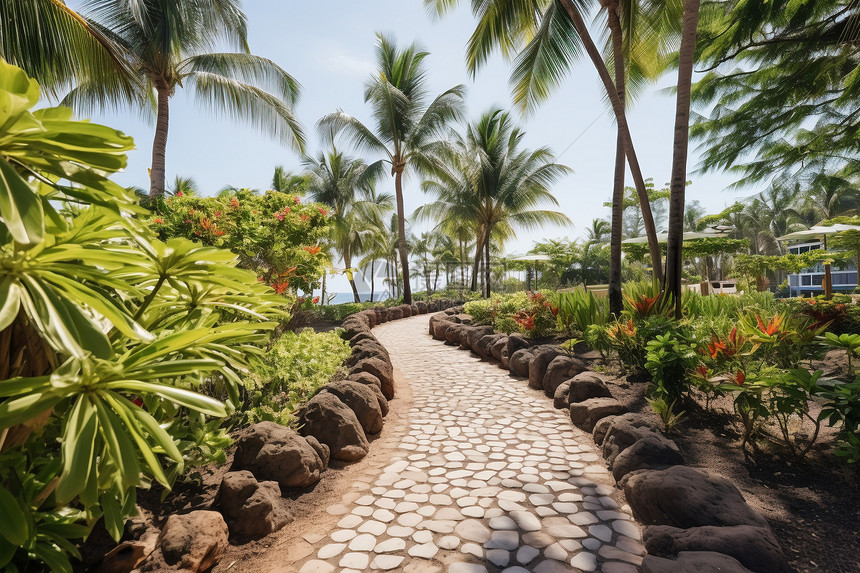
[294,314,643,572]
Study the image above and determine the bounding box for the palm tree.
[804,171,858,222]
[427,0,668,286]
[272,166,308,194]
[0,0,138,99]
[357,188,395,302]
[318,34,465,305]
[418,108,571,297]
[25,1,305,197]
[304,147,384,302]
[169,175,200,196]
[664,0,701,317]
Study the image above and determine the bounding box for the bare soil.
[600,363,860,573]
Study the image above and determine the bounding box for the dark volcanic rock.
[623,466,770,529]
[568,372,614,403]
[612,435,684,481]
[509,348,535,378]
[490,336,509,361]
[553,380,571,410]
[321,380,384,435]
[641,551,756,573]
[569,397,628,431]
[603,413,663,465]
[542,355,587,396]
[644,525,791,573]
[232,422,325,489]
[528,347,564,389]
[217,471,291,539]
[137,511,228,572]
[297,393,369,461]
[350,356,394,399]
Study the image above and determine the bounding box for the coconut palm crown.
[14,0,306,197]
[318,33,466,304]
[416,107,571,296]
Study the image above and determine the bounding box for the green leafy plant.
[557,287,609,335]
[645,332,698,407]
[244,329,351,426]
[0,61,287,572]
[646,396,686,433]
[817,378,860,463]
[819,332,860,378]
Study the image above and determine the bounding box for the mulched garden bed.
[600,365,860,573]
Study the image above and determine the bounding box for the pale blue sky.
[63,1,754,294]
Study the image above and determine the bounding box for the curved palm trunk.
[471,227,486,292]
[484,230,492,297]
[344,253,361,303]
[665,0,701,318]
[149,86,170,197]
[394,168,412,304]
[607,2,626,317]
[369,260,375,302]
[558,0,662,284]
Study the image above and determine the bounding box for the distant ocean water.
[325,292,390,305]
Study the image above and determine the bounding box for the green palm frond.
[182,53,301,106]
[187,71,305,152]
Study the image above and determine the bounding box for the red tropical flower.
[318,207,327,216]
[312,296,320,304]
[303,245,322,255]
[230,197,240,208]
[755,314,782,336]
[153,217,164,224]
[294,196,301,203]
[215,230,224,236]
[176,190,183,197]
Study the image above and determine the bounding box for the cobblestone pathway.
[298,315,644,573]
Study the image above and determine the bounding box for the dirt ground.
[602,366,860,573]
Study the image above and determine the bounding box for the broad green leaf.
[56,397,99,503]
[99,493,124,542]
[0,486,28,546]
[29,540,73,573]
[107,396,172,487]
[0,390,63,429]
[105,381,226,417]
[0,374,52,398]
[92,396,140,489]
[0,156,43,244]
[0,275,21,331]
[0,535,16,568]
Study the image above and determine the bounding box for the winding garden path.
[296,314,645,573]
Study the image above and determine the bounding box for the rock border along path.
[297,314,644,573]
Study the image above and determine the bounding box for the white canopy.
[621,231,730,244]
[776,224,860,242]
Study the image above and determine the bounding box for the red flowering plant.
[512,291,560,339]
[146,188,330,295]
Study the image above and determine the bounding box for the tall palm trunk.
[369,260,375,302]
[484,228,492,297]
[665,0,701,318]
[149,85,170,197]
[558,0,662,284]
[344,253,361,303]
[321,272,327,305]
[471,226,486,292]
[607,1,625,317]
[394,167,412,303]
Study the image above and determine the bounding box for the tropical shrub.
[146,188,331,294]
[0,61,286,571]
[242,329,351,426]
[817,378,860,463]
[645,332,698,407]
[556,287,609,335]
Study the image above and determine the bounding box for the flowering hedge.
[145,188,330,294]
